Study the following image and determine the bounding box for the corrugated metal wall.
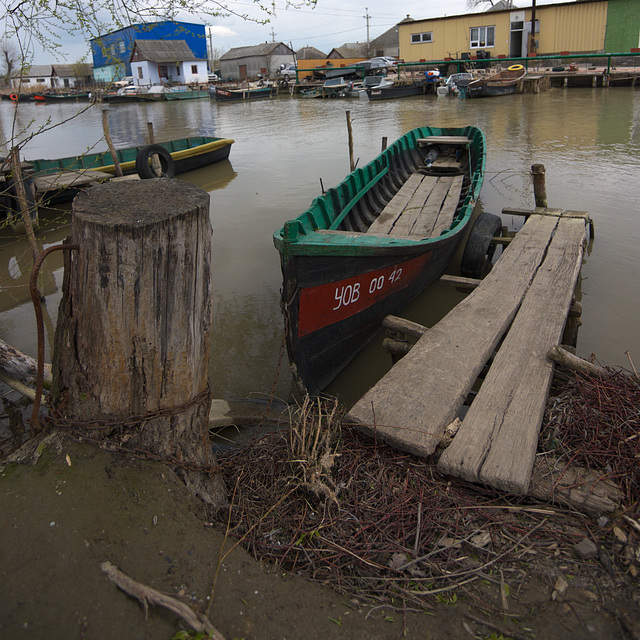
[538,3,608,54]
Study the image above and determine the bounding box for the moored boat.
[466,65,526,98]
[26,136,234,203]
[163,87,209,100]
[366,80,427,100]
[212,85,277,102]
[273,126,487,394]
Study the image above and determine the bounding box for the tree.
[466,0,515,10]
[0,38,19,86]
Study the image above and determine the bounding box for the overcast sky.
[30,0,562,64]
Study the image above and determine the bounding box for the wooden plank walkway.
[347,210,589,493]
[366,173,463,238]
[34,169,114,197]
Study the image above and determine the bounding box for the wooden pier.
[347,208,592,496]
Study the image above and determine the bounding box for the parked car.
[278,64,297,81]
[208,73,219,83]
[364,57,398,68]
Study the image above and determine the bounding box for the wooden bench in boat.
[366,173,464,238]
[347,210,589,495]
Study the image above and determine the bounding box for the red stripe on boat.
[297,252,432,337]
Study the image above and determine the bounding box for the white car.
[278,64,297,81]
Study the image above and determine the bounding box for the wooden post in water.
[146,121,155,143]
[102,108,123,177]
[9,146,39,257]
[346,110,355,172]
[381,136,388,152]
[51,179,225,506]
[531,163,547,208]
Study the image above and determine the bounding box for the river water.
[1,87,639,411]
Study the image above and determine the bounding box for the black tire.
[328,91,339,99]
[135,144,176,179]
[460,212,503,279]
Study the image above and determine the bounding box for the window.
[109,44,116,57]
[470,26,495,48]
[137,67,143,79]
[191,64,198,74]
[177,66,181,76]
[158,65,168,78]
[411,32,433,44]
[36,78,45,82]
[118,40,125,53]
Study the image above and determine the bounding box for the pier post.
[531,164,548,208]
[51,179,225,506]
[102,108,123,177]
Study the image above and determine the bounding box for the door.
[239,64,247,81]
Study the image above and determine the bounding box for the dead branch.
[101,561,225,639]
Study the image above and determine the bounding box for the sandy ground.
[1,434,638,640]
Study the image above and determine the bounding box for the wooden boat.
[466,65,526,98]
[163,87,209,100]
[273,126,486,394]
[366,80,427,100]
[26,136,234,203]
[212,85,277,102]
[34,92,91,102]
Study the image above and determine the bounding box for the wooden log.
[0,338,52,387]
[528,457,623,514]
[531,163,547,208]
[382,315,428,340]
[51,179,225,506]
[547,345,608,378]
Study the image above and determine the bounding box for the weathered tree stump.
[52,179,225,506]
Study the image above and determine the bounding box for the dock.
[347,208,592,495]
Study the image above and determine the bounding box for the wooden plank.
[347,214,561,456]
[438,217,587,493]
[417,136,471,145]
[429,175,464,237]
[400,177,450,237]
[34,169,113,193]
[390,176,438,236]
[366,173,424,235]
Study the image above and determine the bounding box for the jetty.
[347,207,593,496]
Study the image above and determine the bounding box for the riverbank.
[1,367,638,640]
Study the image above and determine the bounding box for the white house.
[130,40,208,86]
[10,64,92,90]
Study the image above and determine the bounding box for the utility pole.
[270,27,276,43]
[364,7,371,57]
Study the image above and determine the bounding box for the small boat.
[212,84,277,102]
[352,75,394,98]
[35,92,92,102]
[163,87,209,100]
[366,80,427,100]
[273,126,486,394]
[26,136,234,203]
[466,65,526,98]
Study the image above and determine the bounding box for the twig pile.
[215,372,640,610]
[541,370,640,511]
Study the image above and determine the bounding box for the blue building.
[91,21,207,83]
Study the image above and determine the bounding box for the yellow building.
[398,0,639,62]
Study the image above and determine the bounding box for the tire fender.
[135,144,176,179]
[460,212,503,279]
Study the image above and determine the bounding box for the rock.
[573,538,598,560]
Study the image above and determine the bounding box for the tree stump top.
[73,179,209,227]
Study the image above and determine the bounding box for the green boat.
[26,136,234,203]
[273,125,492,394]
